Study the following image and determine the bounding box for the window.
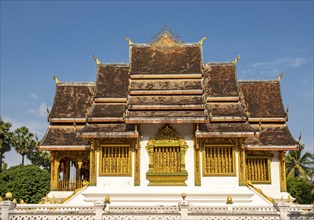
[202,145,236,176]
[99,145,132,176]
[153,146,181,174]
[246,157,271,183]
[146,125,188,186]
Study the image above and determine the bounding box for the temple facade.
[39,29,298,207]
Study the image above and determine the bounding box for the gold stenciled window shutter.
[146,125,188,186]
[202,144,236,176]
[99,144,132,176]
[246,156,271,184]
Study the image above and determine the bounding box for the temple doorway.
[58,156,89,191]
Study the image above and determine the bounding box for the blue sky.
[1,1,313,166]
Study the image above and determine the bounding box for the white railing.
[0,201,313,220]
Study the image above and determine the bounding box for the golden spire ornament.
[232,54,240,64]
[93,54,101,65]
[277,72,284,81]
[52,74,60,85]
[125,37,134,46]
[198,36,206,45]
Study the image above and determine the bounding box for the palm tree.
[286,143,314,180]
[13,126,36,165]
[0,118,13,173]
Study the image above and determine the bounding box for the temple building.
[39,29,298,207]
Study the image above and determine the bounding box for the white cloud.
[303,139,314,154]
[28,102,49,117]
[238,57,308,80]
[28,93,40,100]
[2,115,48,138]
[252,57,307,69]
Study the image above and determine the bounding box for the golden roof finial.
[104,195,111,204]
[125,37,134,46]
[93,54,101,65]
[277,72,284,81]
[13,198,17,204]
[181,193,187,200]
[226,195,233,204]
[52,74,60,85]
[298,132,302,144]
[232,54,240,64]
[286,195,291,203]
[199,36,206,45]
[0,196,3,202]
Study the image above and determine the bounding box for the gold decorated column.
[77,160,83,188]
[238,139,246,186]
[50,151,58,190]
[134,139,141,186]
[89,139,97,186]
[194,139,201,186]
[279,151,287,192]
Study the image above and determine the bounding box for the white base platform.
[48,186,285,207]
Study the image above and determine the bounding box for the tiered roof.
[39,30,297,151]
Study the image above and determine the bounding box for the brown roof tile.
[128,95,203,105]
[196,122,258,138]
[49,83,94,119]
[95,64,129,98]
[89,104,126,118]
[206,103,246,117]
[203,64,239,97]
[40,126,89,146]
[79,123,138,138]
[245,125,297,147]
[130,79,202,90]
[80,123,135,133]
[199,122,257,133]
[128,110,205,117]
[239,81,286,118]
[131,45,202,74]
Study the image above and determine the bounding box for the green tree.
[0,165,50,203]
[27,147,51,170]
[0,119,13,173]
[286,143,314,179]
[1,161,8,172]
[287,177,314,204]
[12,126,36,165]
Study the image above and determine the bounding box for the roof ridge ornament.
[150,26,182,50]
[277,72,284,81]
[298,132,302,145]
[198,36,206,45]
[125,37,134,46]
[93,54,101,65]
[232,54,241,64]
[52,74,60,85]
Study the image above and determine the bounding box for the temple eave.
[80,132,139,139]
[88,118,124,122]
[39,145,90,151]
[125,117,208,124]
[246,145,298,151]
[195,131,259,138]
